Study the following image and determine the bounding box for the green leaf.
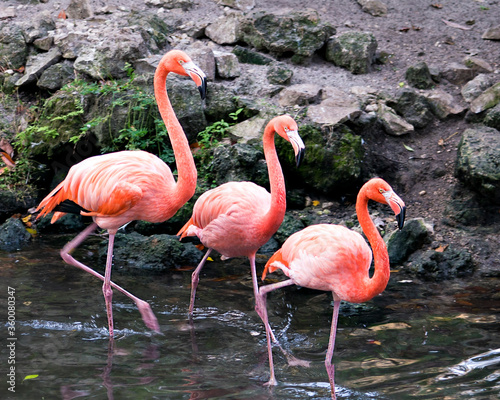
[403,143,414,152]
[23,374,39,381]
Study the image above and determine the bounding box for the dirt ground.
[4,0,500,274]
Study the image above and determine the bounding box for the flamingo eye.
[379,188,384,194]
[179,60,185,65]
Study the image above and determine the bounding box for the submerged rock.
[407,246,475,281]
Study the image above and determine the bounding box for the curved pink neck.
[154,65,197,208]
[356,189,390,301]
[260,123,287,239]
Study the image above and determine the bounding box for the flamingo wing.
[265,224,373,296]
[179,181,271,257]
[36,151,174,223]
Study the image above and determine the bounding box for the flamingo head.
[364,178,406,230]
[272,115,305,167]
[161,50,207,100]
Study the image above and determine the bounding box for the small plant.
[197,108,244,148]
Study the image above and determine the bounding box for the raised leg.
[189,248,212,315]
[255,279,295,386]
[60,223,160,334]
[325,294,341,400]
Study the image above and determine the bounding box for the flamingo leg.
[188,248,212,315]
[255,279,295,386]
[60,223,160,334]
[325,295,341,400]
[249,254,280,344]
[103,233,115,337]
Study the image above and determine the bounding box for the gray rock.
[204,82,239,122]
[463,56,494,74]
[405,61,435,89]
[387,88,434,128]
[469,82,500,114]
[33,36,54,51]
[266,63,293,85]
[227,116,267,144]
[37,61,75,91]
[0,6,16,19]
[239,9,335,63]
[217,0,255,10]
[20,10,56,44]
[424,89,467,119]
[36,213,86,233]
[100,232,203,271]
[211,143,268,186]
[307,89,362,126]
[377,103,414,136]
[0,218,31,252]
[461,74,495,103]
[482,25,500,40]
[144,0,193,9]
[214,51,240,79]
[66,0,93,19]
[0,22,28,70]
[189,46,216,81]
[484,104,500,130]
[278,83,322,107]
[455,126,500,202]
[325,31,377,74]
[386,218,433,265]
[232,45,274,65]
[407,246,475,281]
[441,62,476,85]
[357,0,388,17]
[15,47,62,87]
[273,213,305,245]
[205,13,242,45]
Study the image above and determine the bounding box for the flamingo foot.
[286,354,311,368]
[135,299,160,333]
[264,377,277,387]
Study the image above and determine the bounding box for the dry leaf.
[369,322,411,331]
[431,3,443,9]
[312,200,320,207]
[438,138,445,146]
[368,340,382,345]
[435,244,449,252]
[442,19,473,30]
[58,10,67,19]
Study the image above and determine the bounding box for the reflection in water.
[1,239,500,399]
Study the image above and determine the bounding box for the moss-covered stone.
[325,31,378,74]
[277,124,364,195]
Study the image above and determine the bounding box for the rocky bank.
[0,0,499,283]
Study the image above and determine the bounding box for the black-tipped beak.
[198,77,207,100]
[396,206,406,230]
[295,147,305,167]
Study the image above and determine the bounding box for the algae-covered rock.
[100,232,203,271]
[325,31,378,74]
[386,218,433,265]
[239,9,335,63]
[281,124,364,195]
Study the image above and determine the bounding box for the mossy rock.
[278,124,364,195]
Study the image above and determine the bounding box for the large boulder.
[386,218,433,265]
[239,9,335,63]
[325,31,378,74]
[455,126,500,203]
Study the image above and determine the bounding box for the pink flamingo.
[36,50,207,338]
[256,178,406,397]
[177,115,305,315]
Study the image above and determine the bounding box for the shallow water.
[1,236,499,399]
